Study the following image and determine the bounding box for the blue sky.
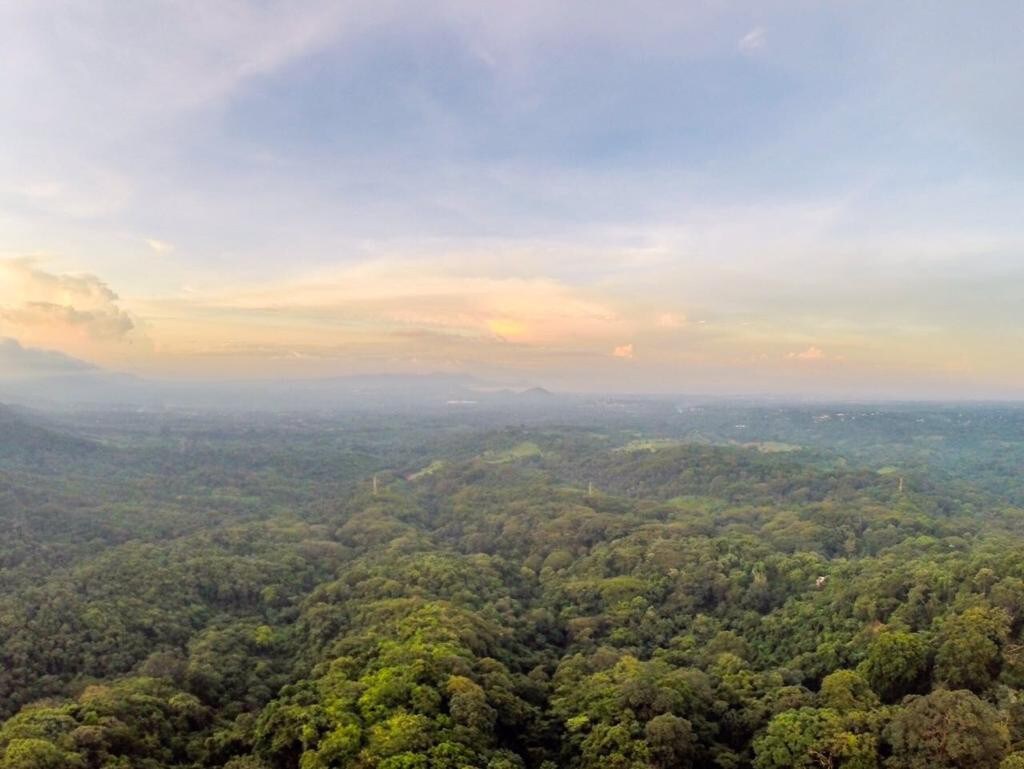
[1,1,1022,396]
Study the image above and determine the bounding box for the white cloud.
[145,238,175,254]
[738,27,766,55]
[612,343,634,359]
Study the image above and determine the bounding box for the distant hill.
[0,404,99,464]
[0,337,96,376]
[0,367,562,412]
[1,339,566,411]
[517,386,556,399]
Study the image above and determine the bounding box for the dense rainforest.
[1,398,1024,769]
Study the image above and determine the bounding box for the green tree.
[859,631,930,702]
[819,670,878,712]
[935,607,1010,692]
[644,713,696,769]
[754,708,876,769]
[0,739,82,769]
[886,689,1008,769]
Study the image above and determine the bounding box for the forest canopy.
[1,400,1024,769]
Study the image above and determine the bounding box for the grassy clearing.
[481,441,544,463]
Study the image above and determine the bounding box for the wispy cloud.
[738,26,766,55]
[145,238,175,254]
[787,345,826,361]
[656,312,686,329]
[220,262,618,334]
[0,1,358,223]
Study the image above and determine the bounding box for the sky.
[1,1,1023,397]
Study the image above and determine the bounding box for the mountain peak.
[0,338,96,378]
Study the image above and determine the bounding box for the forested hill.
[0,404,99,465]
[1,404,1024,769]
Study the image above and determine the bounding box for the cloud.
[2,302,134,340]
[176,260,624,346]
[121,258,635,376]
[0,1,361,222]
[0,337,96,378]
[656,312,686,329]
[738,27,766,54]
[2,2,356,131]
[2,3,1022,396]
[145,238,175,254]
[487,318,528,340]
[612,343,634,359]
[787,346,826,361]
[0,258,136,343]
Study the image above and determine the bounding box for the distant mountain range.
[0,337,97,375]
[0,339,562,411]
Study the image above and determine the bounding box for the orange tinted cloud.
[120,259,632,375]
[612,343,634,359]
[788,346,826,361]
[0,259,138,362]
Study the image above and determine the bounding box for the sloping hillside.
[0,404,99,465]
